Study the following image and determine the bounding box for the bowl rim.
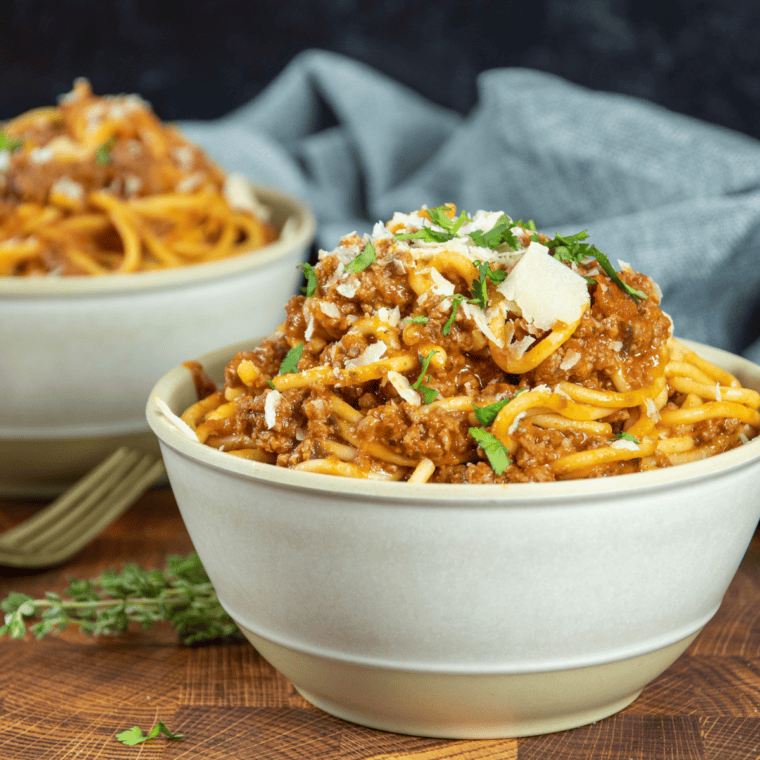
[146,337,760,505]
[0,183,316,298]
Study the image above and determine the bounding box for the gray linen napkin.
[180,50,760,362]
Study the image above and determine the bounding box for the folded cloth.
[180,49,760,363]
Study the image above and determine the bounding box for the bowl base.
[240,626,700,739]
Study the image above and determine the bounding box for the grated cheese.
[264,389,282,429]
[387,370,421,406]
[345,341,387,369]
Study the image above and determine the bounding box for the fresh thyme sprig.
[0,552,239,644]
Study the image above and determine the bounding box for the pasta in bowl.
[0,82,316,495]
[174,204,758,481]
[147,206,760,738]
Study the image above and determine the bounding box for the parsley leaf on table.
[116,720,184,746]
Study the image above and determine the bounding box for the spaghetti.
[180,204,760,483]
[0,79,277,276]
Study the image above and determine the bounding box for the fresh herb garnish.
[469,428,512,475]
[469,260,508,310]
[345,240,376,273]
[0,553,237,644]
[0,132,23,153]
[395,205,471,244]
[298,262,317,297]
[468,214,521,250]
[116,720,184,747]
[278,342,304,375]
[614,431,640,444]
[472,389,526,427]
[402,315,430,324]
[95,136,117,165]
[545,230,647,303]
[412,350,439,404]
[443,294,465,335]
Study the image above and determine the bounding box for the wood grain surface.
[1,487,759,759]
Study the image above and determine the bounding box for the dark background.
[3,0,760,142]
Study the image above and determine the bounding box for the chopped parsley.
[395,204,471,244]
[614,431,640,444]
[469,428,511,475]
[545,230,647,303]
[402,315,430,324]
[345,240,376,273]
[95,136,117,165]
[470,260,508,310]
[278,343,304,375]
[116,720,184,747]
[468,214,521,250]
[412,350,439,404]
[0,132,23,153]
[443,294,466,335]
[298,262,317,297]
[472,389,526,427]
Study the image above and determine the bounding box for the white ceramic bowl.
[147,338,760,739]
[0,185,315,496]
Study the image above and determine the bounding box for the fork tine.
[0,457,166,569]
[22,452,153,553]
[0,447,137,550]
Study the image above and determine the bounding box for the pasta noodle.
[0,79,277,276]
[180,204,760,483]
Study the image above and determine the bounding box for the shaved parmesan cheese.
[387,370,422,406]
[497,241,590,331]
[509,411,526,434]
[153,396,198,440]
[611,438,639,451]
[376,306,401,326]
[461,301,503,346]
[429,268,456,297]
[319,301,342,319]
[223,173,271,220]
[304,315,315,341]
[715,382,722,401]
[559,350,581,370]
[264,389,282,429]
[336,279,359,298]
[645,397,659,421]
[345,341,387,369]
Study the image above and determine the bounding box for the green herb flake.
[468,214,520,251]
[298,262,317,297]
[95,136,117,165]
[469,261,508,311]
[412,350,439,404]
[345,240,376,273]
[443,295,465,335]
[545,230,647,303]
[0,132,23,153]
[395,205,472,244]
[402,315,430,324]
[116,720,184,747]
[278,343,304,375]
[469,427,512,475]
[614,431,640,444]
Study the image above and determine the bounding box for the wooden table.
[1,488,759,759]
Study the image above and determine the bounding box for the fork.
[0,447,166,569]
